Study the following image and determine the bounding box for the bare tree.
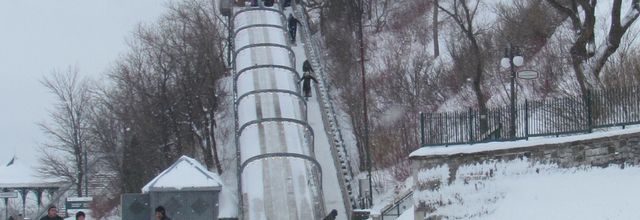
[438,0,490,132]
[165,0,227,173]
[84,0,229,197]
[546,0,640,95]
[433,0,440,57]
[39,67,93,197]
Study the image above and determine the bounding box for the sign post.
[4,198,7,220]
[1,191,18,220]
[65,197,93,217]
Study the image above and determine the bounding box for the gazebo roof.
[0,156,66,189]
[142,155,223,193]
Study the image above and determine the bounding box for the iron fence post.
[525,99,529,140]
[586,89,593,133]
[4,197,7,220]
[468,108,474,142]
[420,112,425,146]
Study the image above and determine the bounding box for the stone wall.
[410,131,640,219]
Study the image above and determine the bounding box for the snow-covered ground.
[478,166,640,220]
[414,158,640,219]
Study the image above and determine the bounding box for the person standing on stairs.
[288,14,301,44]
[298,61,318,101]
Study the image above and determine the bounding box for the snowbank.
[414,158,640,219]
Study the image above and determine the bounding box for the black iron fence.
[420,85,640,146]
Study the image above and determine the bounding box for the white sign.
[517,70,539,79]
[0,191,18,198]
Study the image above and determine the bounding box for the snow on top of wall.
[410,126,640,157]
[141,155,223,193]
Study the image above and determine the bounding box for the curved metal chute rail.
[238,118,315,153]
[240,152,323,189]
[233,43,297,70]
[236,89,306,107]
[235,64,300,83]
[232,7,287,27]
[234,64,302,96]
[234,24,287,39]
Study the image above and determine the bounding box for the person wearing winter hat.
[40,206,63,220]
[75,211,85,220]
[155,206,171,220]
[323,209,338,220]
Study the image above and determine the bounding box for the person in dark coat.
[75,211,85,220]
[155,206,171,220]
[298,71,318,99]
[283,0,291,7]
[39,206,63,220]
[302,60,313,74]
[323,209,338,220]
[288,14,301,44]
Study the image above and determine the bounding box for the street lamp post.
[357,0,373,209]
[84,145,89,197]
[501,44,524,140]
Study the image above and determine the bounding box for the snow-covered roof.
[0,156,66,188]
[141,155,223,193]
[410,126,640,157]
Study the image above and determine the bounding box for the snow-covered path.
[307,89,349,220]
[286,6,349,217]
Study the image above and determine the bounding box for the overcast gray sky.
[0,0,168,165]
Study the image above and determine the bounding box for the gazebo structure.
[122,155,224,220]
[0,156,68,219]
